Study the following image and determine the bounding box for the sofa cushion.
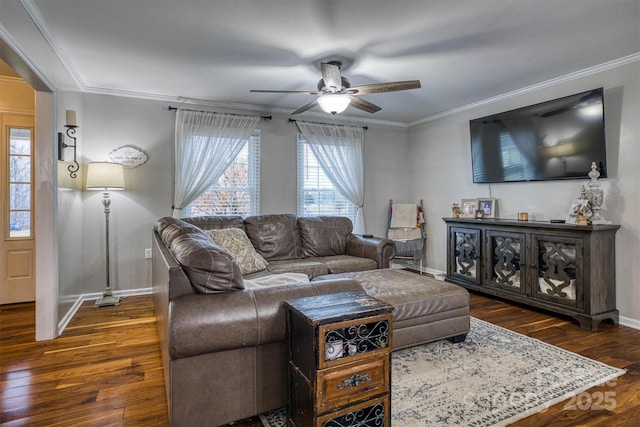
[315,269,469,323]
[170,232,244,293]
[266,259,329,279]
[182,215,245,231]
[155,216,178,236]
[244,214,303,261]
[307,255,378,275]
[298,216,352,257]
[156,217,205,248]
[205,228,268,275]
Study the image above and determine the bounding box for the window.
[8,127,32,238]
[297,135,356,223]
[186,132,260,217]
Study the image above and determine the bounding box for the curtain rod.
[168,106,272,120]
[288,118,367,130]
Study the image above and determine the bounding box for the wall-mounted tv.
[470,88,607,183]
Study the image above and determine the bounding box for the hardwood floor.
[0,297,168,426]
[1,293,638,426]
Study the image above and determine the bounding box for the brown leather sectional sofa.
[152,214,395,426]
[152,214,469,426]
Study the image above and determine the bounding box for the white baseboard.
[619,315,640,330]
[57,287,153,335]
[390,262,446,279]
[424,268,446,280]
[57,295,86,335]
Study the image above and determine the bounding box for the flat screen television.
[469,88,607,183]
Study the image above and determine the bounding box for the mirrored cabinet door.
[449,227,481,285]
[531,235,583,309]
[486,230,526,294]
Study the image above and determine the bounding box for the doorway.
[0,52,57,340]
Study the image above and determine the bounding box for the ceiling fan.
[250,61,421,115]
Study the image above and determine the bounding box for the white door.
[1,114,36,304]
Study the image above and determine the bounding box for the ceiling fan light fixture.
[317,94,351,114]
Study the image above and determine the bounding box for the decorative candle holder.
[58,109,79,178]
[585,162,610,224]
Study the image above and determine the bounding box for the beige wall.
[57,94,410,315]
[0,75,34,111]
[408,62,640,326]
[58,61,640,328]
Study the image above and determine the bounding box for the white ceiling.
[3,0,639,125]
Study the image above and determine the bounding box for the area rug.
[260,317,625,426]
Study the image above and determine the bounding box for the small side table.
[285,291,394,427]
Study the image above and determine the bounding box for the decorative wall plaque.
[109,145,148,168]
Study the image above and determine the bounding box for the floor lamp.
[86,162,125,308]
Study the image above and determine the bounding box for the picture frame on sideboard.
[460,199,479,218]
[478,198,496,218]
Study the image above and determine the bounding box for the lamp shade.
[86,162,125,190]
[317,94,351,114]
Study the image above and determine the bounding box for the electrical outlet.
[145,248,152,259]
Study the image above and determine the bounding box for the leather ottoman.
[314,269,470,349]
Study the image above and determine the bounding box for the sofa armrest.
[346,235,396,269]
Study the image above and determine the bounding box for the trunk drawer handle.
[337,373,372,389]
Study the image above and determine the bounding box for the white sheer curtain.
[296,121,366,234]
[172,109,260,218]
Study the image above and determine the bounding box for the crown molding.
[0,21,53,91]
[19,0,637,130]
[0,107,34,115]
[16,0,408,128]
[0,75,30,85]
[79,89,410,128]
[410,52,640,127]
[20,0,84,90]
[55,52,640,130]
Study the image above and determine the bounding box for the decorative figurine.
[452,203,461,218]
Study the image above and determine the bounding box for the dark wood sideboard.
[443,217,620,331]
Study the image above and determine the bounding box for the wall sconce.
[58,110,79,178]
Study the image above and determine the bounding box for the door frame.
[35,91,58,341]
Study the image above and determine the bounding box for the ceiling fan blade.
[349,96,381,113]
[291,99,319,115]
[321,62,342,91]
[250,89,322,94]
[349,80,421,94]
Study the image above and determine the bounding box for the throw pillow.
[205,228,269,275]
